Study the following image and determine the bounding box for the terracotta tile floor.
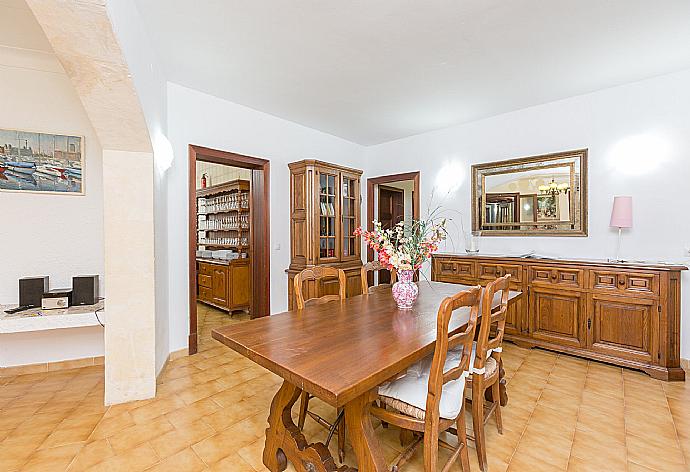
[1,303,689,471]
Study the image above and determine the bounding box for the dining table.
[212,281,522,472]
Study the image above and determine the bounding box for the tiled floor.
[1,303,689,471]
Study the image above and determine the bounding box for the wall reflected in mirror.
[472,149,587,236]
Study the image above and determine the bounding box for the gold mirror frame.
[471,149,588,237]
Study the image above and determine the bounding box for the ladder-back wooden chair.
[371,285,482,471]
[466,273,511,472]
[360,260,397,294]
[293,266,346,310]
[293,266,348,461]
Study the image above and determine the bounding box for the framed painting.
[0,128,84,194]
[536,194,560,221]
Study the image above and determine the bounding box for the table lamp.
[610,196,632,262]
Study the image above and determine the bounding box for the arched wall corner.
[25,0,157,404]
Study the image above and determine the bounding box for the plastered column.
[103,150,156,404]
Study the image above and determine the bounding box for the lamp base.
[607,258,627,263]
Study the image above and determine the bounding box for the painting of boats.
[0,128,83,194]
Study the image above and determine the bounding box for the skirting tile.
[0,356,103,377]
[156,347,190,381]
[170,347,189,361]
[681,358,689,372]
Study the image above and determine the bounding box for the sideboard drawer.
[529,266,583,288]
[478,263,522,283]
[198,274,212,289]
[198,262,214,276]
[198,286,212,301]
[625,273,659,294]
[590,270,659,296]
[434,258,475,281]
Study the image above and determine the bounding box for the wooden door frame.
[366,171,420,263]
[188,144,270,355]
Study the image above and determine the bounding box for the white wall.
[166,82,366,353]
[0,327,103,366]
[0,1,104,302]
[363,68,690,357]
[0,0,104,367]
[107,0,170,375]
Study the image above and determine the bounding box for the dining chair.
[465,273,511,472]
[293,266,346,309]
[371,285,482,471]
[360,260,397,294]
[293,266,348,461]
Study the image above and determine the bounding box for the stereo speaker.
[19,276,49,307]
[72,275,99,306]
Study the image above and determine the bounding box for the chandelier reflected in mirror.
[538,178,569,197]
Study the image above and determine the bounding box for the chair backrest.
[360,261,397,294]
[293,266,347,309]
[473,274,511,373]
[425,286,482,420]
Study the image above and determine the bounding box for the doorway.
[366,172,420,282]
[188,145,270,355]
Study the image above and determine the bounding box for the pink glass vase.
[392,269,418,309]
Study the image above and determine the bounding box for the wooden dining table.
[212,281,522,472]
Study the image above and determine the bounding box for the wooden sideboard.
[431,254,687,380]
[197,258,251,312]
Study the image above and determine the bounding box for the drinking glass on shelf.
[464,231,481,254]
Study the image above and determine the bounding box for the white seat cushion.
[449,341,502,375]
[378,352,468,420]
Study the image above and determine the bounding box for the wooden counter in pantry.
[196,258,250,312]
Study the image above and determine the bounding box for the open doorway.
[366,172,420,282]
[188,145,270,355]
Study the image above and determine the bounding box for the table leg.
[263,380,354,472]
[344,389,388,472]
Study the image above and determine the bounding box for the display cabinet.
[288,160,363,309]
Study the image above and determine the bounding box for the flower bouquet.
[355,217,447,308]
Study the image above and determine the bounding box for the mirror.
[472,149,587,236]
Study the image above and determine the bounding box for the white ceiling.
[134,0,690,145]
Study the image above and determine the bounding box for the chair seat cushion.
[449,342,500,377]
[378,352,468,420]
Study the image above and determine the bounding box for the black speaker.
[19,276,49,307]
[72,275,99,306]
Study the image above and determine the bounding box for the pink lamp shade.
[610,196,633,228]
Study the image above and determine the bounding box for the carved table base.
[263,381,388,472]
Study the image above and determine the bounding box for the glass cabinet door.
[318,172,338,260]
[340,173,360,260]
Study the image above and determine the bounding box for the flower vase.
[392,269,418,309]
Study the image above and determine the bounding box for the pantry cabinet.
[197,259,250,312]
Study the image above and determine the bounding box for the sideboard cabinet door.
[529,287,586,348]
[587,293,657,364]
[504,293,523,336]
[212,267,229,307]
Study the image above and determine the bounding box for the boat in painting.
[35,165,66,179]
[4,161,36,174]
